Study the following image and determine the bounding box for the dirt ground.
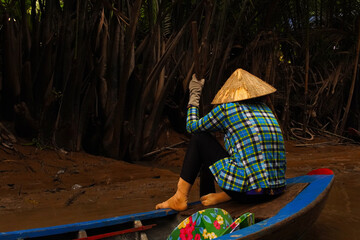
[0,128,360,239]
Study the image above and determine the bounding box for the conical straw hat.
[211,68,276,104]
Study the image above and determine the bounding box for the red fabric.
[307,168,334,175]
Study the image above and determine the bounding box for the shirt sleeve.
[186,105,226,133]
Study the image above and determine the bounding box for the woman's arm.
[186,105,226,133]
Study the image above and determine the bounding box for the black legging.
[180,132,228,197]
[180,132,281,203]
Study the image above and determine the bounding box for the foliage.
[0,0,359,161]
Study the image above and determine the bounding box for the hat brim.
[211,68,276,104]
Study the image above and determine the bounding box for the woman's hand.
[188,74,205,107]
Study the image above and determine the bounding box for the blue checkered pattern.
[186,102,286,192]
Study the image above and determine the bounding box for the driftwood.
[294,141,346,147]
[142,141,187,158]
[65,190,86,206]
[0,124,25,158]
[0,123,16,143]
[290,127,314,141]
[310,126,357,143]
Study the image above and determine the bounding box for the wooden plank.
[181,183,308,220]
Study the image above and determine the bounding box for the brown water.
[285,142,360,239]
[0,139,359,239]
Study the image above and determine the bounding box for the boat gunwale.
[0,208,178,239]
[215,174,334,240]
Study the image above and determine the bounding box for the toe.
[155,202,166,210]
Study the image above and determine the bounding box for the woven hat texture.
[211,68,276,104]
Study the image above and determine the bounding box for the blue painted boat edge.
[215,174,334,240]
[0,208,178,239]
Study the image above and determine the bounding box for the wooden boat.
[0,169,334,240]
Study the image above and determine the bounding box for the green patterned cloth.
[167,208,254,240]
[220,212,255,235]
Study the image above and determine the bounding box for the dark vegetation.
[0,0,359,162]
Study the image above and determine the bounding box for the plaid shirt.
[186,102,286,192]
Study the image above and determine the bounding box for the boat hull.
[215,174,334,240]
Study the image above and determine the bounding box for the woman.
[156,69,286,211]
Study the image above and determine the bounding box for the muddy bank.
[0,135,359,239]
[0,144,182,232]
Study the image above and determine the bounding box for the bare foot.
[155,192,188,211]
[200,192,231,206]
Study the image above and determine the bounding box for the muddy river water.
[0,139,359,239]
[284,142,360,239]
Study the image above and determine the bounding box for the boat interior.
[21,183,309,240]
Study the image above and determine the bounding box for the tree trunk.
[339,18,360,135]
[2,13,21,120]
